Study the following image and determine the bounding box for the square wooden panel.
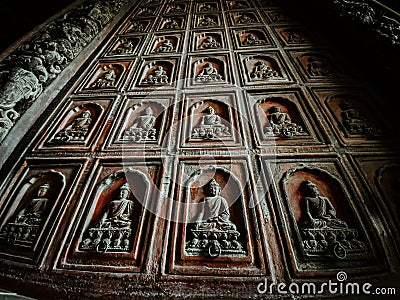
[157,16,187,31]
[246,89,326,150]
[102,96,174,152]
[128,57,180,91]
[230,27,276,50]
[272,26,315,47]
[262,156,388,278]
[192,13,223,29]
[102,34,146,58]
[144,32,184,55]
[185,53,234,87]
[236,51,296,87]
[190,30,228,52]
[227,11,262,27]
[75,60,134,93]
[57,159,163,272]
[164,157,268,276]
[33,97,116,153]
[310,87,389,146]
[0,158,85,265]
[178,91,245,150]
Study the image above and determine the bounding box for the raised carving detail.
[153,39,175,53]
[110,37,138,55]
[192,106,231,139]
[234,13,257,24]
[250,60,282,80]
[299,180,366,259]
[198,15,218,27]
[241,32,266,46]
[227,1,249,9]
[185,179,245,258]
[167,4,185,14]
[265,106,305,138]
[123,107,157,142]
[142,66,169,84]
[195,62,223,82]
[53,109,92,143]
[91,66,117,88]
[339,100,380,135]
[79,183,134,253]
[127,20,146,33]
[198,35,222,49]
[306,55,335,76]
[0,0,127,142]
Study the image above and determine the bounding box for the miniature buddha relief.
[198,15,218,27]
[240,31,266,46]
[167,4,185,14]
[234,13,257,24]
[198,34,222,50]
[90,64,124,88]
[306,55,336,76]
[339,100,380,136]
[110,37,138,55]
[126,20,146,33]
[265,105,306,138]
[269,11,289,22]
[299,180,366,259]
[195,60,224,82]
[152,38,175,53]
[250,59,282,80]
[123,107,157,142]
[227,1,249,9]
[137,7,155,16]
[141,63,170,85]
[283,28,308,44]
[191,105,231,139]
[185,178,246,258]
[199,3,217,11]
[53,109,92,143]
[162,18,181,30]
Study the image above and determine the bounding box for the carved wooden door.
[0,0,398,298]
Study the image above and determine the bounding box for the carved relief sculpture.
[142,66,169,84]
[250,60,281,80]
[91,66,117,88]
[185,179,246,258]
[0,183,51,246]
[79,183,134,253]
[53,110,92,143]
[227,1,248,9]
[153,39,174,53]
[164,18,180,29]
[299,180,366,259]
[127,21,145,33]
[199,36,221,49]
[265,106,305,138]
[199,15,218,27]
[306,56,334,76]
[195,62,223,82]
[235,13,257,24]
[339,101,380,135]
[241,33,266,46]
[168,4,184,14]
[285,29,307,43]
[110,38,137,55]
[123,107,157,142]
[192,106,231,139]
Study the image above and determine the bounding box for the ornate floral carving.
[192,106,231,139]
[265,106,306,138]
[0,0,127,143]
[123,107,157,142]
[185,179,245,258]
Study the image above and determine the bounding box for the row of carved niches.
[288,50,348,83]
[34,98,115,152]
[249,91,325,147]
[266,158,387,276]
[272,26,315,47]
[0,159,84,264]
[237,52,295,87]
[167,159,268,276]
[59,161,161,272]
[351,155,400,248]
[179,93,243,150]
[104,97,173,151]
[311,88,387,145]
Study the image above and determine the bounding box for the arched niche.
[152,36,178,53]
[193,57,225,82]
[140,61,173,85]
[257,96,307,138]
[298,53,337,77]
[245,55,284,81]
[189,99,233,141]
[47,102,104,145]
[326,93,382,136]
[184,166,247,258]
[0,170,65,248]
[281,165,368,259]
[77,168,150,254]
[88,63,125,89]
[118,101,166,143]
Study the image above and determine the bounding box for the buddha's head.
[206,179,221,196]
[119,183,131,199]
[38,183,50,197]
[206,106,216,115]
[302,180,319,197]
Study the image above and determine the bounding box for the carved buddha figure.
[165,19,179,29]
[199,35,221,49]
[199,15,217,27]
[242,33,265,46]
[302,180,348,230]
[92,68,116,88]
[15,183,51,226]
[98,183,134,229]
[195,62,223,82]
[228,1,247,9]
[195,179,237,231]
[306,56,333,76]
[265,106,304,138]
[54,110,92,142]
[286,30,306,43]
[237,13,255,24]
[170,4,184,13]
[142,65,169,84]
[129,21,144,32]
[112,38,136,55]
[124,107,157,142]
[155,39,174,53]
[250,60,280,79]
[192,106,231,139]
[200,3,213,11]
[339,101,379,135]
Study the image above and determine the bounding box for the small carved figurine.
[339,101,380,136]
[91,68,117,88]
[154,39,174,53]
[199,15,217,27]
[123,107,157,142]
[111,38,136,55]
[250,61,280,80]
[199,36,221,49]
[242,33,266,46]
[142,66,169,84]
[53,110,92,142]
[265,106,305,138]
[195,62,223,82]
[192,106,231,139]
